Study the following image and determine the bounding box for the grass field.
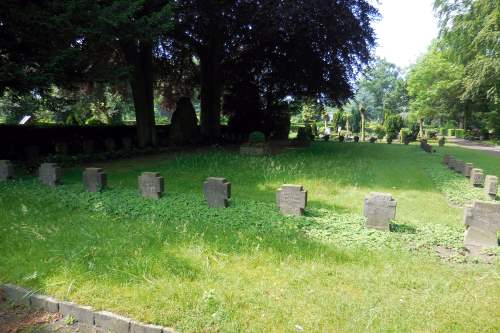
[1,142,499,332]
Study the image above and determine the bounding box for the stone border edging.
[0,284,176,333]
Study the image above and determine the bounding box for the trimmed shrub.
[400,128,410,144]
[296,127,312,145]
[455,129,465,138]
[338,135,345,142]
[439,128,446,136]
[448,129,456,137]
[249,131,266,144]
[386,137,393,144]
[384,115,404,140]
[374,125,386,140]
[369,137,377,143]
[354,136,359,142]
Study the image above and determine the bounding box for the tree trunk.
[199,39,223,141]
[418,118,424,138]
[121,40,157,147]
[360,111,366,142]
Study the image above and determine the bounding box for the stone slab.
[59,301,95,325]
[139,172,165,199]
[1,284,31,306]
[454,160,465,174]
[464,201,500,250]
[276,184,307,216]
[484,175,498,199]
[443,155,450,165]
[203,177,231,208]
[83,168,107,192]
[364,192,397,231]
[470,168,485,187]
[131,321,164,333]
[30,293,59,313]
[39,163,62,187]
[94,310,131,333]
[464,163,474,178]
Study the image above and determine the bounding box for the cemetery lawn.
[1,142,499,333]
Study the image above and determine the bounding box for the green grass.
[1,142,499,332]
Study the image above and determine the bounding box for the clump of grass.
[428,165,492,207]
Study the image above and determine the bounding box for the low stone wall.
[0,284,176,333]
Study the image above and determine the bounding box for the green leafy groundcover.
[2,180,466,255]
[428,165,493,207]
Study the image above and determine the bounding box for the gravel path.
[448,138,500,157]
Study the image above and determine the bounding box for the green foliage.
[169,97,199,145]
[400,128,411,144]
[455,129,465,138]
[439,128,447,136]
[374,124,386,139]
[448,129,456,137]
[384,114,404,140]
[248,131,266,144]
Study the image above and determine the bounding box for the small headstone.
[464,201,500,250]
[276,184,307,216]
[83,168,107,193]
[443,155,450,165]
[364,192,397,231]
[0,160,14,181]
[105,138,116,152]
[484,175,498,200]
[470,168,485,187]
[138,172,164,199]
[455,160,465,174]
[464,163,474,178]
[448,157,456,170]
[39,163,62,187]
[83,140,94,154]
[19,115,33,125]
[203,177,231,208]
[122,137,133,151]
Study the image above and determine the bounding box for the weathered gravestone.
[464,163,474,178]
[448,157,456,171]
[139,172,164,199]
[484,175,498,200]
[39,163,62,187]
[276,185,307,216]
[455,160,465,174]
[83,168,107,193]
[0,160,14,181]
[105,138,116,152]
[464,201,500,250]
[443,155,451,165]
[203,177,231,208]
[363,193,397,231]
[470,168,485,187]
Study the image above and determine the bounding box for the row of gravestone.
[1,160,498,252]
[443,155,500,250]
[443,155,498,200]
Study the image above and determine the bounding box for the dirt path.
[448,138,500,157]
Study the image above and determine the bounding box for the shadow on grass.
[390,222,417,234]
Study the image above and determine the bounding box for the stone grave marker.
[105,138,116,152]
[448,157,456,171]
[443,155,450,165]
[455,160,465,174]
[364,192,397,231]
[39,163,62,187]
[464,163,474,178]
[83,168,107,193]
[470,168,485,187]
[464,201,500,250]
[0,160,14,181]
[203,177,231,208]
[139,172,164,199]
[484,175,498,200]
[276,185,307,216]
